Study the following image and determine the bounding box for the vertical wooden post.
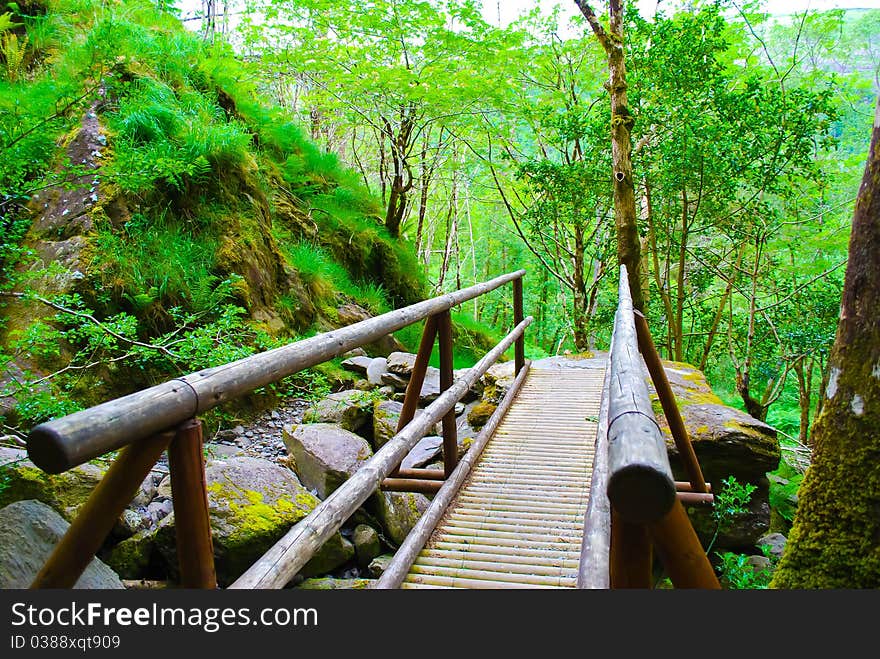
[31,431,172,589]
[633,311,707,493]
[513,276,525,375]
[648,499,720,589]
[390,315,439,478]
[168,418,217,588]
[437,310,458,478]
[609,511,653,589]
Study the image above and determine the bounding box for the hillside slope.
[0,0,426,429]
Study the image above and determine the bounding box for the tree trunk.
[576,0,644,311]
[771,99,880,588]
[572,224,589,351]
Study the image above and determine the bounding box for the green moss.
[771,350,880,588]
[467,401,497,429]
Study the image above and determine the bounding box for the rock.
[454,402,466,416]
[103,528,158,580]
[283,424,373,498]
[467,401,497,430]
[370,491,431,546]
[113,508,146,539]
[372,400,441,449]
[296,577,374,589]
[746,555,772,572]
[648,362,780,486]
[342,347,368,358]
[0,500,124,588]
[757,532,787,558]
[687,480,772,551]
[366,357,389,385]
[0,448,105,521]
[382,353,441,401]
[302,389,372,432]
[454,368,482,401]
[341,355,373,375]
[299,534,356,578]
[153,456,349,586]
[368,554,394,578]
[130,473,159,508]
[352,524,382,567]
[401,436,443,470]
[480,361,517,404]
[146,498,173,523]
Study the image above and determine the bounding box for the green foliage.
[708,476,757,554]
[716,545,778,589]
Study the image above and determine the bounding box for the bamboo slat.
[396,366,605,589]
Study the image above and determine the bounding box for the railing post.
[648,499,720,588]
[437,310,458,478]
[632,310,708,493]
[31,431,173,588]
[513,276,525,375]
[609,513,653,588]
[168,418,217,588]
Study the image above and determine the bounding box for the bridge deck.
[402,364,605,589]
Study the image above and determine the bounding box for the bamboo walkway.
[401,364,605,589]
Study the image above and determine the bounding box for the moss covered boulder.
[151,456,349,586]
[296,577,374,589]
[646,362,780,485]
[372,400,441,449]
[0,447,104,520]
[467,401,497,430]
[283,423,373,498]
[370,491,430,546]
[302,390,373,433]
[480,360,516,405]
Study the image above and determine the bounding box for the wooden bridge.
[25,267,720,590]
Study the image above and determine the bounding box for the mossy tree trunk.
[771,99,880,588]
[576,0,644,311]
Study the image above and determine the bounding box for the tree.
[771,98,880,588]
[575,0,643,310]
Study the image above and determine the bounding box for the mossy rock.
[302,389,373,432]
[103,528,159,580]
[296,577,374,590]
[369,490,430,546]
[152,456,347,586]
[0,447,105,520]
[467,401,497,430]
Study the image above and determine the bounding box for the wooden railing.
[579,265,720,589]
[26,270,530,589]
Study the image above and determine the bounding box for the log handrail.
[25,270,529,589]
[605,265,677,524]
[27,270,526,474]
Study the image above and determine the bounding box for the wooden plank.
[373,363,530,589]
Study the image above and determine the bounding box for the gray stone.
[352,524,382,567]
[386,352,417,376]
[757,532,787,558]
[302,389,372,432]
[341,355,373,375]
[131,473,159,508]
[370,491,431,546]
[368,554,395,578]
[283,424,373,498]
[0,500,124,588]
[366,357,389,385]
[113,508,147,539]
[380,372,410,389]
[336,304,405,356]
[401,436,443,470]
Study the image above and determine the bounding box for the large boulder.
[370,491,431,546]
[151,456,349,586]
[340,355,373,375]
[401,436,443,470]
[0,447,104,520]
[648,362,780,486]
[302,390,372,433]
[0,500,123,588]
[646,361,780,551]
[283,424,373,498]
